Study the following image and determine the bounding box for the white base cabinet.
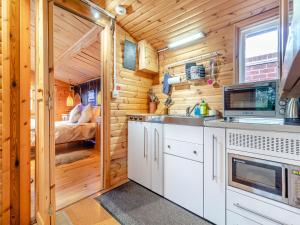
[150,123,164,195]
[163,124,204,217]
[128,121,151,188]
[164,153,204,216]
[204,127,226,225]
[128,121,163,195]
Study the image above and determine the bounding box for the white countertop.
[204,118,300,133]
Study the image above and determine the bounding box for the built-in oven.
[228,154,300,208]
[224,80,286,118]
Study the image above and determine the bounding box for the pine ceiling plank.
[53,5,96,60]
[74,52,100,68]
[55,65,96,84]
[122,0,196,30]
[115,0,146,22]
[116,0,156,26]
[140,0,277,47]
[129,0,228,38]
[68,58,100,76]
[126,0,210,35]
[55,26,101,69]
[106,0,135,13]
[133,0,248,41]
[109,0,278,51]
[150,1,278,49]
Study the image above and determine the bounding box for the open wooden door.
[35,0,56,224]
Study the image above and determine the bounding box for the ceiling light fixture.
[168,32,205,49]
[92,10,101,20]
[115,5,126,16]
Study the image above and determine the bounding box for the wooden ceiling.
[97,0,279,50]
[53,6,102,84]
[31,4,102,85]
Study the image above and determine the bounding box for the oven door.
[224,81,277,117]
[228,154,288,203]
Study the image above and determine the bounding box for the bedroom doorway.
[31,0,113,223]
[51,6,104,210]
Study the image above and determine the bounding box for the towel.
[163,73,171,95]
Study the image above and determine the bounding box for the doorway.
[30,0,113,224]
[51,6,103,210]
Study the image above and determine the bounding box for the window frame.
[235,16,281,84]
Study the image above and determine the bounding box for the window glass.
[239,20,280,83]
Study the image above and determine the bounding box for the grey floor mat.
[96,181,212,225]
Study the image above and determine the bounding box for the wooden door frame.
[34,0,113,223]
[51,0,113,190]
[2,0,31,224]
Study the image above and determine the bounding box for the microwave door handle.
[233,203,288,225]
[283,167,289,200]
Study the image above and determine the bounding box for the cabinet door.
[204,127,226,225]
[164,154,204,216]
[128,121,151,188]
[151,123,163,195]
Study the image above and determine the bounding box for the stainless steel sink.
[163,115,218,126]
[128,114,218,126]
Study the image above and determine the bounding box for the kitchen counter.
[128,113,300,133]
[205,118,300,133]
[127,114,218,126]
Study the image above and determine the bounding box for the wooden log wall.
[109,25,153,186]
[152,9,279,116]
[54,80,73,121]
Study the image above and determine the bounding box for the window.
[238,19,280,83]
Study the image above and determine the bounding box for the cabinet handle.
[154,128,159,168]
[144,127,148,158]
[167,145,171,149]
[214,135,217,180]
[154,129,157,162]
[212,134,216,181]
[233,203,287,225]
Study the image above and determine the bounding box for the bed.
[31,119,97,146]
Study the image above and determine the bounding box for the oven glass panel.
[232,157,282,195]
[224,84,276,111]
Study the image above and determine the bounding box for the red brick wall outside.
[245,52,278,82]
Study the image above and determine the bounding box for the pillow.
[78,104,93,124]
[69,103,82,123]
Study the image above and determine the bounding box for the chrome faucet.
[186,104,198,116]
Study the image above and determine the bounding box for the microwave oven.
[228,154,300,209]
[223,80,287,119]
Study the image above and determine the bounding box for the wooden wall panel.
[152,8,279,116]
[109,25,153,186]
[54,80,73,121]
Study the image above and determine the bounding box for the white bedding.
[31,119,96,146]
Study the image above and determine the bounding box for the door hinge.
[48,203,54,216]
[47,95,52,111]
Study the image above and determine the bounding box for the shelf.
[165,51,221,70]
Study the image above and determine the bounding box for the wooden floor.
[55,149,103,210]
[31,148,103,221]
[61,197,119,225]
